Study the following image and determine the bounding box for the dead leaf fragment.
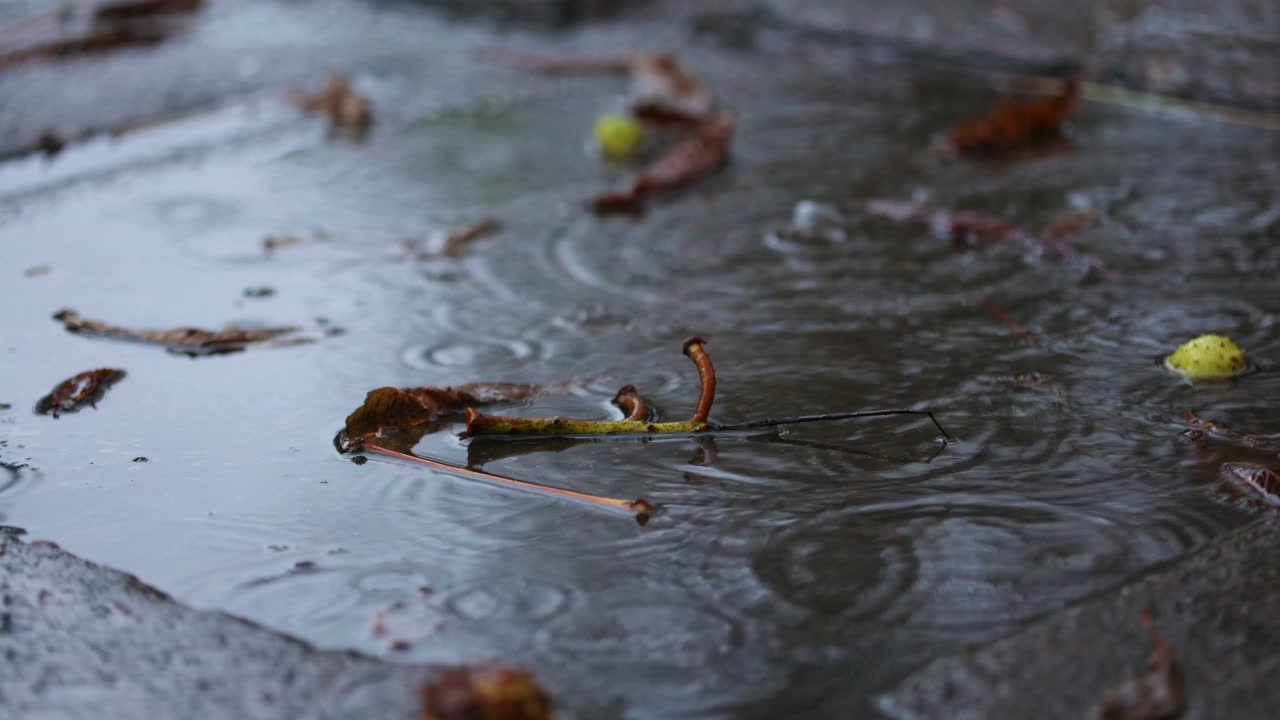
[945,76,1079,154]
[421,664,552,720]
[53,308,304,356]
[1181,410,1279,454]
[340,383,541,451]
[297,75,372,133]
[627,52,713,122]
[1218,463,1280,507]
[593,111,734,215]
[422,219,502,258]
[1041,208,1100,244]
[34,368,126,418]
[1095,611,1185,720]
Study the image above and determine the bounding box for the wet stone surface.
[0,1,1279,718]
[879,517,1280,720]
[0,537,430,719]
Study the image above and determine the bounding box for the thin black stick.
[713,409,955,445]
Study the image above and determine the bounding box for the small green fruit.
[593,114,642,159]
[1165,334,1247,380]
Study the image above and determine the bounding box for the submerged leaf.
[1095,611,1185,720]
[34,368,126,418]
[52,309,305,356]
[945,76,1079,154]
[592,111,735,215]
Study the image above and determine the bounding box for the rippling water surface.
[2,9,1279,718]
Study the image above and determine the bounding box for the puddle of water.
[2,23,1279,719]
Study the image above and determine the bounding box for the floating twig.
[466,337,951,453]
[466,337,715,436]
[442,219,501,258]
[714,409,954,447]
[357,441,653,522]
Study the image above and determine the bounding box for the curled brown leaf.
[34,368,126,418]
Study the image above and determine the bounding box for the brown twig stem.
[358,441,653,521]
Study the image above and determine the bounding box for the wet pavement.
[1,1,1279,718]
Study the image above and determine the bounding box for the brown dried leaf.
[1181,410,1279,454]
[53,308,304,356]
[1218,462,1280,507]
[421,664,551,720]
[35,369,126,418]
[341,383,541,448]
[592,111,735,215]
[945,76,1079,154]
[626,53,713,122]
[297,75,372,133]
[1095,611,1185,720]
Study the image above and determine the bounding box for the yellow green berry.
[593,114,642,159]
[1164,334,1247,381]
